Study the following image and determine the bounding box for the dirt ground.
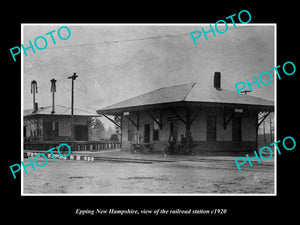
[22,151,275,195]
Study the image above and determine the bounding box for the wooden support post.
[102,114,121,128]
[126,114,139,130]
[257,111,271,128]
[189,108,201,126]
[87,117,95,125]
[185,108,191,136]
[171,109,186,125]
[136,112,140,131]
[146,111,162,130]
[223,108,235,130]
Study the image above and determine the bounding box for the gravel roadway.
[22,151,274,194]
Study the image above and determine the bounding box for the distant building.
[96,72,274,153]
[23,105,99,149]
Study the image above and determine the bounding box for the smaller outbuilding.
[23,104,121,150]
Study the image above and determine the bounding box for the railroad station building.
[96,72,274,153]
[23,104,121,150]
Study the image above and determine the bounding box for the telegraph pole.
[31,80,38,149]
[241,90,251,95]
[50,79,57,114]
[68,73,78,151]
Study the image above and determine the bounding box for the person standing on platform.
[186,132,194,155]
[168,133,176,154]
[180,134,187,154]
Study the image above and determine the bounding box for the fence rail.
[24,141,121,151]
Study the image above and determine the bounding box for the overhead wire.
[43,25,261,51]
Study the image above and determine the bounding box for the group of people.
[168,132,194,155]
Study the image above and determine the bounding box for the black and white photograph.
[21,24,275,195]
[5,4,299,220]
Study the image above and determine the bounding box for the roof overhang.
[97,101,274,116]
[24,114,102,118]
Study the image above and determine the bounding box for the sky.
[22,24,275,128]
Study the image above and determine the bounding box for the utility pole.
[31,80,38,148]
[68,73,78,151]
[241,90,251,95]
[31,80,38,113]
[263,117,266,146]
[269,113,273,143]
[50,79,57,114]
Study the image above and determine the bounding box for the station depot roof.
[24,105,99,117]
[97,82,274,115]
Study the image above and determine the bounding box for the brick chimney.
[33,102,38,113]
[214,72,221,90]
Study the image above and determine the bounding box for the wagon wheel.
[149,144,155,153]
[141,144,148,153]
[163,146,169,156]
[59,144,69,153]
[130,144,136,153]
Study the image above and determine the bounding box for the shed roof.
[24,105,99,117]
[97,82,274,114]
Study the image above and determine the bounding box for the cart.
[130,143,155,153]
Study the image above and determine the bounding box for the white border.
[274,24,277,196]
[21,24,24,194]
[21,23,277,196]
